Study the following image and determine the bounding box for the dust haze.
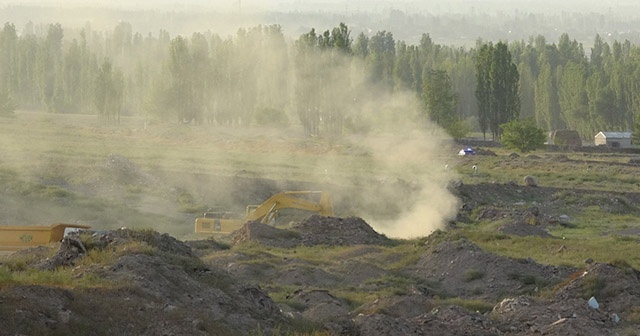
[4,0,640,46]
[0,0,473,240]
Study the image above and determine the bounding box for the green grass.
[465,230,640,270]
[463,269,485,282]
[0,263,114,289]
[435,297,496,314]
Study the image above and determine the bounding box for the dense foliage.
[474,42,521,140]
[0,21,638,140]
[500,118,547,153]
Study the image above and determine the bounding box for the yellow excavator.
[194,191,334,234]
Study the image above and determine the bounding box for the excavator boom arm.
[195,191,333,233]
[245,191,333,223]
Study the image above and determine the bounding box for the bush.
[500,118,546,153]
[446,118,472,140]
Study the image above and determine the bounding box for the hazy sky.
[1,0,639,47]
[0,0,635,14]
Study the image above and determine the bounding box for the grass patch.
[464,269,485,282]
[436,297,495,314]
[187,238,232,250]
[579,275,607,299]
[627,306,640,323]
[609,259,636,274]
[507,272,549,287]
[467,231,640,270]
[3,267,112,288]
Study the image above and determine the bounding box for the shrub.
[500,118,546,153]
[464,269,485,282]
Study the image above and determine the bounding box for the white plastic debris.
[588,296,599,309]
[611,313,620,324]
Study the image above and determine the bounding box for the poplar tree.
[294,23,352,136]
[94,60,123,123]
[422,69,460,136]
[475,42,521,140]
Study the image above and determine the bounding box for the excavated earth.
[2,174,640,335]
[2,194,640,336]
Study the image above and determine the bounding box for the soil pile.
[490,261,640,335]
[293,215,393,246]
[0,228,289,336]
[410,239,576,301]
[3,181,640,335]
[231,215,393,247]
[353,304,499,336]
[230,220,301,248]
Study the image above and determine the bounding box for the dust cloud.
[265,52,462,239]
[356,128,460,239]
[0,5,462,240]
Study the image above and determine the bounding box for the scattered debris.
[588,296,600,309]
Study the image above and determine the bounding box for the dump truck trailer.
[0,223,91,251]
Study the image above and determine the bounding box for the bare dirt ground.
[2,142,640,335]
[2,179,640,335]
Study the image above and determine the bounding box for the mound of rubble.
[409,239,576,301]
[231,215,393,247]
[3,222,640,335]
[490,261,640,335]
[354,304,499,336]
[293,215,393,246]
[0,228,290,336]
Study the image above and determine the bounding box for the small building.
[594,131,632,148]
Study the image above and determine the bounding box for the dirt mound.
[97,228,196,257]
[231,221,301,248]
[0,229,290,336]
[476,206,553,236]
[286,289,351,322]
[497,221,553,237]
[452,182,556,209]
[231,215,392,247]
[410,239,575,300]
[293,215,393,246]
[476,205,541,222]
[554,262,640,314]
[356,294,435,318]
[354,305,499,336]
[490,295,619,335]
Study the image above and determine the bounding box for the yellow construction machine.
[194,191,333,234]
[0,223,91,251]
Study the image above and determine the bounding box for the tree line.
[0,21,639,140]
